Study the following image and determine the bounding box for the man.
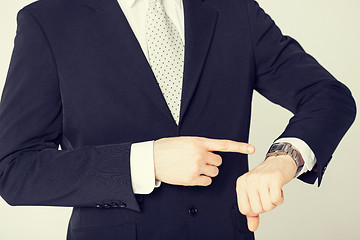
[0,0,356,239]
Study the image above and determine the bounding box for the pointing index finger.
[202,138,255,154]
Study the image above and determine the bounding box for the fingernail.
[248,145,255,153]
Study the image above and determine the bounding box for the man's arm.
[246,0,356,183]
[235,0,356,232]
[0,8,140,211]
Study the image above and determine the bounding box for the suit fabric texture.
[0,0,356,239]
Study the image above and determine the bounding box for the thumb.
[246,215,260,232]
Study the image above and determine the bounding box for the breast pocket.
[68,221,137,240]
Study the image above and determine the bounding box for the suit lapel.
[179,0,218,125]
[83,0,218,127]
[83,0,176,124]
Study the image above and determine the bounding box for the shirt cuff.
[130,140,158,194]
[274,137,317,178]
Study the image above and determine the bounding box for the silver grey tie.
[146,0,185,125]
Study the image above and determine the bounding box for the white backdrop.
[0,0,359,239]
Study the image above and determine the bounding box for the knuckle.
[193,152,203,162]
[192,137,203,147]
[239,206,249,215]
[193,164,201,175]
[251,210,259,216]
[253,207,263,215]
[259,175,270,186]
[236,177,246,189]
[271,196,281,205]
[189,167,199,178]
[249,172,259,179]
[263,204,274,212]
[236,178,242,189]
[246,173,264,186]
[244,174,255,185]
[263,207,271,212]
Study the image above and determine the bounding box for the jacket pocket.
[68,221,137,240]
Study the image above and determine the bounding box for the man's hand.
[236,155,297,232]
[153,136,255,186]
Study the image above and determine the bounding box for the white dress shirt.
[117,0,317,194]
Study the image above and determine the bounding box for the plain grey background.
[0,0,359,239]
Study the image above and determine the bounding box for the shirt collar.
[125,0,182,9]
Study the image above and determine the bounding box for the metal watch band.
[265,142,305,177]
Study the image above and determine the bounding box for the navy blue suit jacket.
[0,0,356,239]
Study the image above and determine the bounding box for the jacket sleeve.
[0,8,140,211]
[246,0,356,186]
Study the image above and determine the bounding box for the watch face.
[270,143,285,152]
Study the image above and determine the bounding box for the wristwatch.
[265,142,305,177]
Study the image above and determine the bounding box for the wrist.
[265,155,297,178]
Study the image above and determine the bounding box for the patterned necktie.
[145,0,185,125]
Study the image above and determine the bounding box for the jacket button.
[188,206,198,216]
[119,201,126,208]
[111,202,120,208]
[96,204,102,208]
